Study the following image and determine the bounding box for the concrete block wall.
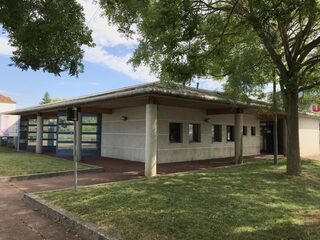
[157,106,260,163]
[101,106,146,162]
[101,105,261,163]
[299,116,320,156]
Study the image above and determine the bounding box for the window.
[169,123,182,143]
[56,112,101,156]
[226,125,234,142]
[212,124,222,142]
[189,123,201,143]
[243,126,247,136]
[251,126,256,136]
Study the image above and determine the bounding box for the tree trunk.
[285,91,301,175]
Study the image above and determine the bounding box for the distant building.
[0,94,19,147]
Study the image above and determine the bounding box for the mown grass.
[0,146,92,176]
[39,158,320,240]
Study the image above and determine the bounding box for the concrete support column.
[234,111,243,164]
[76,111,82,162]
[283,118,287,156]
[36,114,43,154]
[145,104,158,177]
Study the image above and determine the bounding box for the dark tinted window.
[251,126,256,136]
[189,123,201,143]
[169,123,182,143]
[227,125,234,142]
[243,126,247,136]
[212,124,222,142]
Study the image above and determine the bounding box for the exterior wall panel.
[157,106,260,163]
[100,105,261,163]
[101,106,146,162]
[299,116,320,156]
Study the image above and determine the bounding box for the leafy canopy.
[101,0,320,100]
[0,0,94,76]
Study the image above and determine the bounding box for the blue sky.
[0,54,142,108]
[0,0,223,108]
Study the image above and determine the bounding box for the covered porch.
[6,83,271,177]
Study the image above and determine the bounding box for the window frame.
[226,125,234,142]
[169,122,183,143]
[251,126,256,136]
[243,126,247,136]
[188,123,201,143]
[212,124,222,143]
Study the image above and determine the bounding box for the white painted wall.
[101,105,261,163]
[101,106,146,162]
[299,116,320,156]
[0,102,19,137]
[157,106,260,163]
[0,102,16,113]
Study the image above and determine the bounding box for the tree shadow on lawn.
[40,160,320,240]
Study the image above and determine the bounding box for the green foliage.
[40,91,63,104]
[100,0,320,98]
[40,159,320,240]
[0,0,94,76]
[299,90,320,112]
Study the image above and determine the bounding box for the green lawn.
[0,146,93,176]
[39,159,320,240]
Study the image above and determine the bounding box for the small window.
[226,125,234,142]
[169,123,182,143]
[212,124,222,142]
[189,123,201,143]
[243,126,247,136]
[251,126,256,136]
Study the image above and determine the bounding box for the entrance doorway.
[260,119,284,154]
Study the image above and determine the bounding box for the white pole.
[73,119,78,191]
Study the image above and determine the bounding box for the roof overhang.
[4,82,270,116]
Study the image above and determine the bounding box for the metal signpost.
[67,107,79,191]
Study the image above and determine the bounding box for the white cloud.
[192,78,225,91]
[79,0,155,82]
[0,37,14,55]
[84,45,156,82]
[79,0,137,47]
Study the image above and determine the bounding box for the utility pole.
[273,76,278,165]
[67,107,79,191]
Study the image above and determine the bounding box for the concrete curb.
[23,193,117,240]
[0,167,105,182]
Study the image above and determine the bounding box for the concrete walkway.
[0,171,141,240]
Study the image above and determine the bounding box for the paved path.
[0,171,140,240]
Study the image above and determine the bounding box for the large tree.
[0,0,94,76]
[100,0,320,175]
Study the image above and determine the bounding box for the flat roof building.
[5,82,320,176]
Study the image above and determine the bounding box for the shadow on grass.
[39,159,320,240]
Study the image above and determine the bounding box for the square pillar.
[145,104,158,177]
[76,111,82,162]
[234,110,243,164]
[36,114,43,154]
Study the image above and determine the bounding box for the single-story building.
[0,94,19,147]
[5,82,320,176]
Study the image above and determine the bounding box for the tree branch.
[296,35,320,65]
[299,79,320,91]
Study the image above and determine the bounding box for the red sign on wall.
[310,104,320,113]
